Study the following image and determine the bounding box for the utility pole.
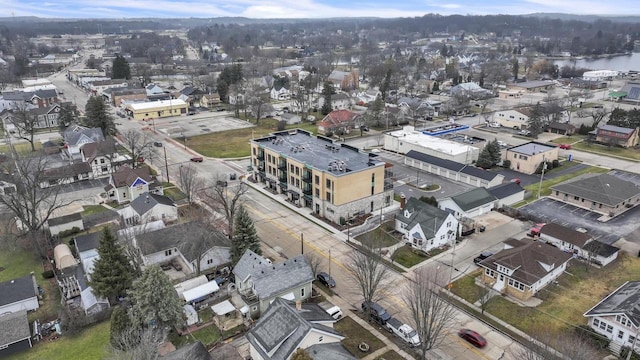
[301,233,304,254]
[328,250,332,278]
[163,146,169,182]
[537,156,547,199]
[346,213,350,243]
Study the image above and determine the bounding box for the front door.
[494,274,505,292]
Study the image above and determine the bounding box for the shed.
[183,304,199,326]
[0,310,32,358]
[174,275,209,300]
[54,244,77,270]
[183,281,219,303]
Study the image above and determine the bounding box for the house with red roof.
[317,110,361,135]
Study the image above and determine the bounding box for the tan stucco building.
[505,141,559,175]
[125,99,188,121]
[250,129,393,224]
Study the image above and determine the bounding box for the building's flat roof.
[508,142,556,156]
[253,130,383,175]
[386,127,477,156]
[127,99,187,111]
[511,80,554,88]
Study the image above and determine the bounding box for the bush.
[325,131,334,137]
[552,159,560,168]
[276,120,287,131]
[58,227,82,238]
[42,270,55,279]
[502,159,511,168]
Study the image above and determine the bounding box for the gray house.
[0,310,32,358]
[395,197,460,252]
[233,250,314,318]
[246,298,349,360]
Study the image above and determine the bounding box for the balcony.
[384,179,394,191]
[302,172,312,182]
[303,186,313,195]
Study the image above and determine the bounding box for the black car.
[473,251,493,264]
[316,272,336,288]
[153,142,163,147]
[361,301,391,325]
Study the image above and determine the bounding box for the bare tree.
[107,326,166,360]
[476,282,494,315]
[9,105,38,152]
[404,267,458,359]
[0,153,75,256]
[591,108,609,128]
[345,240,390,320]
[510,326,602,360]
[202,178,248,239]
[304,252,323,278]
[120,130,156,169]
[245,79,269,124]
[176,207,228,275]
[177,164,204,204]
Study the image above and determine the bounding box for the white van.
[325,305,343,320]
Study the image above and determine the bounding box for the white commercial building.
[582,70,619,81]
[384,126,479,164]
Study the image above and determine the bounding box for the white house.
[439,187,497,219]
[62,126,105,156]
[317,93,352,111]
[492,108,532,129]
[270,85,291,101]
[120,192,177,225]
[539,223,593,256]
[247,298,346,360]
[0,274,39,314]
[80,139,123,178]
[395,197,459,252]
[487,182,526,207]
[584,281,640,355]
[105,166,162,204]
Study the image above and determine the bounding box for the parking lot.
[518,197,640,245]
[152,111,254,138]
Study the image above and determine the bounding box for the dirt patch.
[474,211,516,231]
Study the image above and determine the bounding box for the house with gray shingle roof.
[438,187,497,219]
[118,192,177,225]
[0,310,32,357]
[478,239,572,301]
[395,197,459,252]
[80,138,124,177]
[233,250,314,318]
[584,281,640,352]
[594,124,640,148]
[62,125,105,155]
[0,274,39,314]
[133,221,230,275]
[550,173,640,219]
[246,298,348,360]
[105,165,162,204]
[539,223,593,254]
[487,182,526,207]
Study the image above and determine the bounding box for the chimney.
[296,301,302,311]
[400,193,406,209]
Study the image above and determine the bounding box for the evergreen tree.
[217,63,243,103]
[379,68,392,99]
[320,81,334,116]
[84,96,116,136]
[129,265,183,328]
[527,103,546,137]
[58,103,78,132]
[475,146,494,169]
[90,228,135,303]
[512,59,520,80]
[112,55,131,80]
[432,81,440,93]
[231,205,261,264]
[440,43,448,57]
[487,139,502,165]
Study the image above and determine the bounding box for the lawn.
[392,245,445,268]
[187,119,317,158]
[375,350,406,360]
[452,253,640,335]
[164,187,187,202]
[7,321,110,360]
[335,317,386,358]
[354,221,400,248]
[0,141,43,154]
[81,205,110,216]
[449,270,484,304]
[570,141,640,161]
[523,165,608,198]
[189,324,221,346]
[549,135,587,145]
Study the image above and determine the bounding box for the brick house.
[593,125,640,148]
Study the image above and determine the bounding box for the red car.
[559,144,571,150]
[190,157,204,163]
[458,329,487,348]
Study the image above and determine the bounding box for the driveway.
[518,197,640,245]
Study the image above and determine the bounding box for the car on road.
[458,329,487,348]
[190,157,203,162]
[559,144,571,150]
[497,140,508,148]
[316,272,336,288]
[216,107,225,112]
[473,251,493,264]
[153,142,163,147]
[361,301,391,325]
[518,129,532,136]
[487,122,500,128]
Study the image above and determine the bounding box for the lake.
[553,52,640,72]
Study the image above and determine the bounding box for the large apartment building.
[250,129,393,224]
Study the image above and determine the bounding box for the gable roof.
[129,192,175,217]
[81,138,118,163]
[135,222,229,261]
[405,150,500,181]
[0,275,37,307]
[450,187,497,211]
[0,310,31,346]
[307,343,357,360]
[63,126,105,146]
[233,250,314,299]
[582,240,620,258]
[488,182,525,199]
[396,198,452,239]
[479,241,573,286]
[74,232,101,253]
[551,173,640,206]
[289,302,337,323]
[598,124,636,135]
[319,110,359,127]
[540,223,592,247]
[247,298,344,360]
[584,281,640,327]
[161,341,211,360]
[110,165,152,188]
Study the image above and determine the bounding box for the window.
[326,179,331,188]
[326,192,331,202]
[593,319,600,327]
[315,175,319,185]
[440,235,445,240]
[318,336,323,342]
[295,167,299,175]
[630,336,636,345]
[371,174,375,183]
[301,288,305,297]
[618,330,624,339]
[447,221,451,227]
[599,321,606,330]
[607,325,613,333]
[253,148,256,155]
[100,158,105,164]
[207,259,213,264]
[574,196,580,201]
[102,167,108,172]
[556,191,559,195]
[165,249,172,256]
[315,188,320,198]
[290,164,294,172]
[371,186,374,195]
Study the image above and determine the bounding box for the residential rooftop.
[253,130,384,175]
[584,281,640,327]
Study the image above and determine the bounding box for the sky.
[1,0,639,19]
